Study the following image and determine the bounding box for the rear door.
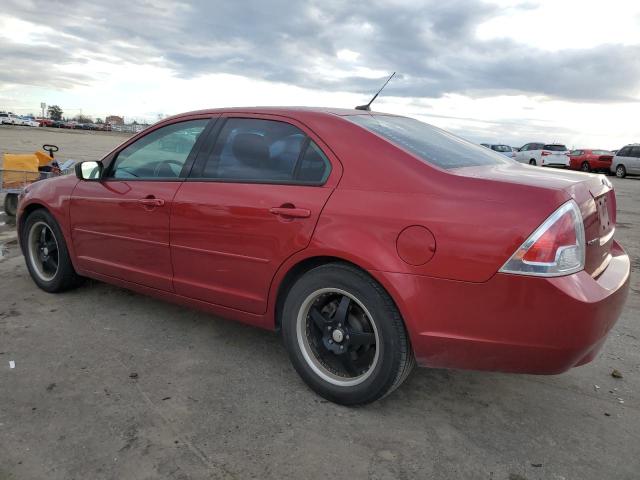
[170,114,342,314]
[70,117,214,290]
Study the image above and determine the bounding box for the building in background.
[106,115,124,125]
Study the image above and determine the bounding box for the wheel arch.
[18,202,50,253]
[270,254,412,342]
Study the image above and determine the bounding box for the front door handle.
[269,206,311,218]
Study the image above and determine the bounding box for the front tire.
[529,159,537,166]
[281,263,414,405]
[615,165,626,178]
[22,209,82,292]
[581,161,591,172]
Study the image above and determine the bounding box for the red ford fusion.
[17,107,630,404]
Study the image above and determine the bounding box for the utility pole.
[40,102,46,118]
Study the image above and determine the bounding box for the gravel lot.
[0,126,638,479]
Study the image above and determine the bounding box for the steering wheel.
[42,144,59,159]
[153,159,184,178]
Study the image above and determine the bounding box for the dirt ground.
[0,125,638,480]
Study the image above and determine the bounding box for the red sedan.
[568,149,614,173]
[16,108,630,404]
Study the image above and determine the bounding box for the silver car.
[611,144,640,178]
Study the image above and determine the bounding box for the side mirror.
[75,161,103,181]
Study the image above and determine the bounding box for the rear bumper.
[376,241,630,374]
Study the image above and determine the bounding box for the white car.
[610,144,640,178]
[514,143,570,167]
[20,117,40,127]
[0,112,20,125]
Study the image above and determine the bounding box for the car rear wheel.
[282,263,414,405]
[615,165,626,178]
[529,159,536,166]
[22,209,83,293]
[581,161,591,172]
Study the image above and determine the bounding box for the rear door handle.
[138,198,165,207]
[269,207,311,218]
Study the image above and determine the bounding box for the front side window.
[199,118,330,184]
[346,114,508,169]
[110,119,208,179]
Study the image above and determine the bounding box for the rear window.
[544,144,567,151]
[592,150,612,155]
[491,145,511,152]
[346,115,508,169]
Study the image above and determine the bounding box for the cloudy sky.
[1,0,639,148]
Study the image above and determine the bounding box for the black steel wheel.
[282,263,414,405]
[581,161,591,172]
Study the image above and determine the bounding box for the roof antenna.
[355,72,396,111]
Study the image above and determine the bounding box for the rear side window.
[346,115,508,169]
[544,144,567,151]
[198,118,330,184]
[630,146,640,158]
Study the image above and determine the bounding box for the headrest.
[231,133,270,168]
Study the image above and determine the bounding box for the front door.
[170,115,340,314]
[70,118,211,290]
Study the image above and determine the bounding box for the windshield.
[544,144,567,151]
[346,115,508,169]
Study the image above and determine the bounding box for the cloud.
[1,0,639,102]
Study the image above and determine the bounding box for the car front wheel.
[22,209,83,293]
[529,159,537,166]
[581,161,591,172]
[282,263,414,405]
[615,165,626,178]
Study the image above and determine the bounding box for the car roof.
[163,106,395,123]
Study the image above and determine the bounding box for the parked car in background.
[19,117,40,127]
[37,118,54,127]
[568,149,614,173]
[483,144,516,159]
[0,112,20,125]
[50,120,66,128]
[610,144,640,178]
[514,143,570,167]
[17,107,630,405]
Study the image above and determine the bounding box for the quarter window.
[198,118,330,184]
[110,120,208,179]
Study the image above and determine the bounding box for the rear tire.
[3,193,18,217]
[615,165,626,178]
[22,209,83,293]
[529,159,537,166]
[281,263,414,405]
[581,161,591,172]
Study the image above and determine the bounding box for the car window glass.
[297,141,331,183]
[346,115,508,169]
[200,118,329,184]
[592,150,611,155]
[110,120,208,179]
[492,145,511,152]
[630,146,640,158]
[618,147,631,157]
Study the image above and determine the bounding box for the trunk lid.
[453,162,615,277]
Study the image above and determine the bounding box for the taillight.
[541,151,551,156]
[500,200,585,277]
